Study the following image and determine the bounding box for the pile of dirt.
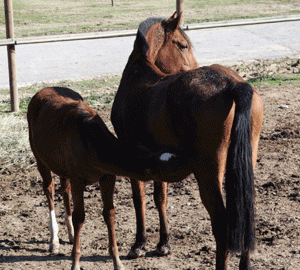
[229,57,300,79]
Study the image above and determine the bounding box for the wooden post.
[4,0,19,112]
[176,0,184,25]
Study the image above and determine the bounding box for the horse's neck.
[120,52,165,89]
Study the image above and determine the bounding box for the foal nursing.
[27,87,175,270]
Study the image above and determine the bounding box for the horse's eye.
[178,43,188,50]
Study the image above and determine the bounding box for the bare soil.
[0,59,300,270]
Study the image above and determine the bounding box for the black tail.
[225,82,255,252]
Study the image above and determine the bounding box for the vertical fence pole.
[4,0,19,112]
[176,0,184,25]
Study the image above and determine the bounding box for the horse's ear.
[167,12,177,21]
[164,12,182,32]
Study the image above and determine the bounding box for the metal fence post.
[4,0,19,112]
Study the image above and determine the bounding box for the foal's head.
[135,12,199,74]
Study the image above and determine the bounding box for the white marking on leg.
[49,209,59,253]
[160,153,176,161]
[65,215,74,243]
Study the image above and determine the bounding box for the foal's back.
[27,87,101,178]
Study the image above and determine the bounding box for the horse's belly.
[153,161,192,183]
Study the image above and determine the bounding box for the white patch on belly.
[160,153,176,161]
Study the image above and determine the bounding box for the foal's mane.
[136,17,193,58]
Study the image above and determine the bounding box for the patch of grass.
[85,92,116,107]
[0,97,31,115]
[0,115,32,172]
[247,74,300,85]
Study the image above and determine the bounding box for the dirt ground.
[0,59,300,270]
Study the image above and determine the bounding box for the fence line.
[2,15,300,48]
[2,0,300,112]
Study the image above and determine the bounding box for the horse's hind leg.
[99,174,125,270]
[37,161,60,254]
[154,181,171,256]
[193,163,229,270]
[128,179,147,258]
[60,177,74,244]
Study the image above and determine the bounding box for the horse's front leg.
[154,181,171,256]
[70,179,85,270]
[128,179,147,258]
[60,177,74,244]
[99,174,125,270]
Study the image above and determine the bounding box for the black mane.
[136,17,165,58]
[138,17,165,39]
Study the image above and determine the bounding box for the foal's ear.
[164,12,182,32]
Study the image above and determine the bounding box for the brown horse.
[27,87,172,270]
[111,13,263,269]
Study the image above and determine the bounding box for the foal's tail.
[225,82,255,253]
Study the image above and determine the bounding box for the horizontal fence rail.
[1,15,300,47]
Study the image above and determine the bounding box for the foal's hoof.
[127,246,147,259]
[49,243,60,255]
[155,243,172,256]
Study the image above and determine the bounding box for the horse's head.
[135,12,199,75]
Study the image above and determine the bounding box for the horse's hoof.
[69,235,74,244]
[127,246,147,259]
[155,243,172,256]
[114,262,126,270]
[49,243,60,255]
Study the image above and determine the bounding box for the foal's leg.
[128,179,147,258]
[99,174,125,270]
[37,161,60,254]
[60,177,74,244]
[70,179,85,270]
[154,181,171,256]
[194,163,229,270]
